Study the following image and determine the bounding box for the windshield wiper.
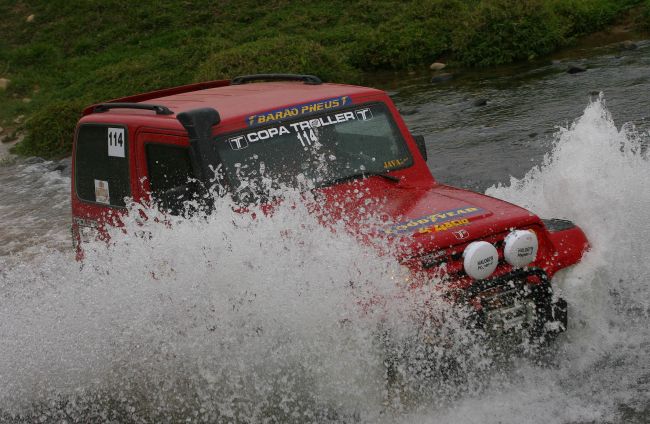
[323,171,400,187]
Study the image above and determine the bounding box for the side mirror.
[412,134,428,162]
[177,108,221,187]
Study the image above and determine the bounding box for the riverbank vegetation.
[0,0,647,158]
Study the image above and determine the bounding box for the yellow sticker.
[383,158,408,169]
[418,218,470,234]
[384,207,483,235]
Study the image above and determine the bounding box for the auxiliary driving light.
[503,229,538,268]
[463,241,498,280]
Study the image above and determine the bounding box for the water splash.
[1,97,648,423]
[421,96,650,424]
[0,190,482,422]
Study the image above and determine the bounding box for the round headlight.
[503,230,538,268]
[463,241,498,280]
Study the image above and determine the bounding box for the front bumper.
[466,268,567,338]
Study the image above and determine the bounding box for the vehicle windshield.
[215,102,412,199]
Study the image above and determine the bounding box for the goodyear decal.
[246,96,351,127]
[418,218,469,234]
[383,207,484,235]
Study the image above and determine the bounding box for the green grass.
[195,35,359,83]
[0,0,645,158]
[639,0,650,31]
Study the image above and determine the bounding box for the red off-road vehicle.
[71,74,588,339]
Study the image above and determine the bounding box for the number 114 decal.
[108,127,125,158]
[296,129,318,147]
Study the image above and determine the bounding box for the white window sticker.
[229,135,248,150]
[355,108,373,121]
[227,107,378,151]
[94,179,110,204]
[107,127,125,157]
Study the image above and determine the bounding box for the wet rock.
[551,60,561,65]
[52,163,70,177]
[2,131,19,144]
[0,78,9,90]
[528,132,538,138]
[430,62,447,71]
[57,157,71,170]
[26,14,35,23]
[473,98,488,107]
[23,157,45,164]
[399,107,420,116]
[567,65,586,74]
[55,158,72,177]
[47,158,69,172]
[49,163,65,172]
[430,73,453,84]
[620,40,637,50]
[2,132,24,148]
[590,90,602,96]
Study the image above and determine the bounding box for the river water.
[0,40,648,423]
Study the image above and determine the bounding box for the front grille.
[466,269,558,336]
[466,268,550,299]
[479,284,519,310]
[478,285,537,333]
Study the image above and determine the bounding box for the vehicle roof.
[80,81,385,130]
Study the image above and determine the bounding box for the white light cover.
[463,241,498,280]
[504,230,538,267]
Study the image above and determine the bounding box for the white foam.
[1,191,479,421]
[414,96,650,424]
[0,97,648,422]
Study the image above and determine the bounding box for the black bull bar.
[462,268,568,336]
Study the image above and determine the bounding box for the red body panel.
[542,226,589,273]
[71,79,589,282]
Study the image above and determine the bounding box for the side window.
[145,143,195,213]
[75,124,131,207]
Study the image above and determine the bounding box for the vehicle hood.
[318,180,541,256]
